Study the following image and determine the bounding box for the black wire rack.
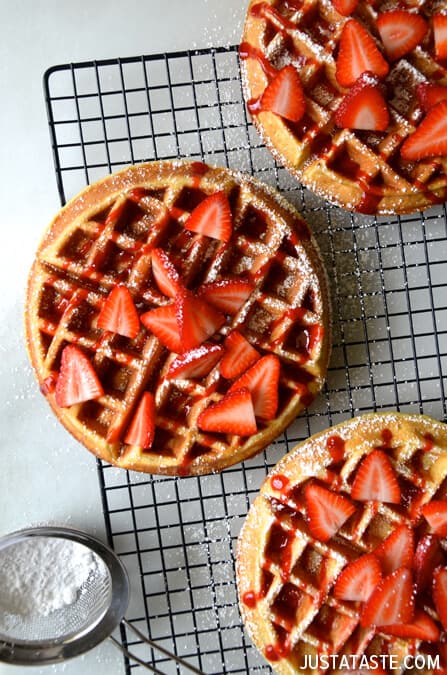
[43,46,447,674]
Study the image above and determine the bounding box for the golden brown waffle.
[240,0,447,215]
[25,160,330,476]
[237,412,447,673]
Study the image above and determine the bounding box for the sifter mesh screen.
[0,537,112,643]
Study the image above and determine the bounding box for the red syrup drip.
[266,520,294,582]
[242,591,257,608]
[380,428,393,448]
[127,187,147,203]
[264,634,292,662]
[238,42,278,80]
[250,2,297,32]
[422,433,434,452]
[271,474,290,493]
[40,371,58,396]
[190,161,209,178]
[326,434,345,463]
[39,320,57,336]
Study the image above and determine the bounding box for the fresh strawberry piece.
[141,304,182,353]
[229,354,280,419]
[379,609,440,642]
[220,331,260,380]
[434,13,447,61]
[377,10,428,62]
[360,567,414,627]
[422,500,447,536]
[415,534,444,593]
[401,100,447,160]
[433,567,447,630]
[175,290,225,352]
[335,71,389,131]
[334,553,382,602]
[151,248,183,299]
[198,278,254,314]
[374,524,414,576]
[417,82,447,112]
[55,345,104,408]
[336,19,389,88]
[184,191,232,242]
[167,344,223,380]
[332,0,359,17]
[97,285,140,339]
[197,387,257,436]
[351,449,401,504]
[124,392,155,448]
[305,483,356,542]
[261,64,306,122]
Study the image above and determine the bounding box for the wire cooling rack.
[44,46,447,674]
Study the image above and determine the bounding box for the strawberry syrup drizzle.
[250,2,298,32]
[40,371,58,396]
[326,434,345,463]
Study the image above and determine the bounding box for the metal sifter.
[0,526,203,673]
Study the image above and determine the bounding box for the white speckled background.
[0,2,245,673]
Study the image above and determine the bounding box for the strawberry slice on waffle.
[336,19,389,88]
[97,285,140,339]
[55,345,104,408]
[377,10,428,62]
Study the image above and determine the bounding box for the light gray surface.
[0,2,245,673]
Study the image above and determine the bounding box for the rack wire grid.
[44,46,447,674]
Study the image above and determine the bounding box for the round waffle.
[25,160,330,476]
[240,0,447,215]
[237,412,447,673]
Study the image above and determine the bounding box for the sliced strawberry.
[415,534,444,592]
[379,609,440,642]
[374,524,414,576]
[422,500,447,536]
[151,248,183,299]
[334,553,382,602]
[220,331,260,379]
[184,191,232,242]
[141,304,182,353]
[335,71,389,131]
[167,343,223,380]
[97,285,140,339]
[304,483,356,542]
[175,289,225,352]
[197,387,257,436]
[55,345,104,408]
[124,392,155,448]
[401,100,447,160]
[377,10,428,62]
[229,354,280,419]
[198,278,254,314]
[261,64,306,122]
[434,13,447,61]
[360,567,414,627]
[336,19,389,88]
[417,82,447,112]
[332,0,359,17]
[433,567,447,630]
[351,449,401,504]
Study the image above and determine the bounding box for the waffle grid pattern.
[240,417,447,670]
[31,164,327,474]
[241,0,447,213]
[44,46,447,673]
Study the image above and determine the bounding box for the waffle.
[25,160,330,476]
[237,412,447,673]
[240,0,447,215]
